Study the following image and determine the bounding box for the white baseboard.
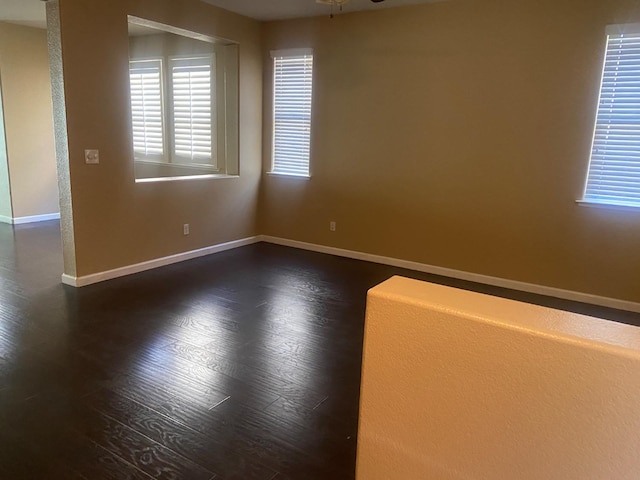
[0,212,61,225]
[61,236,261,287]
[259,235,640,314]
[14,213,61,224]
[58,231,640,313]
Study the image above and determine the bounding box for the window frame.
[581,23,640,210]
[269,48,314,178]
[128,54,218,171]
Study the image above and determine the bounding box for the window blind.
[129,59,164,158]
[272,50,313,176]
[584,30,640,207]
[170,57,213,164]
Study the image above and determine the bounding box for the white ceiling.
[200,0,443,21]
[0,0,47,29]
[0,0,443,29]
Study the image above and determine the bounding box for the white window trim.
[606,23,640,36]
[271,48,314,58]
[269,48,314,178]
[576,199,640,212]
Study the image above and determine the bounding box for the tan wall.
[260,0,640,304]
[53,0,262,277]
[358,276,640,480]
[0,22,59,219]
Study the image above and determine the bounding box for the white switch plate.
[85,149,99,164]
[183,224,190,235]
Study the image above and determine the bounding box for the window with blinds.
[583,25,640,208]
[271,49,313,177]
[170,56,214,165]
[127,22,240,181]
[129,59,164,159]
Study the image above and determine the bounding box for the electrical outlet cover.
[84,149,99,164]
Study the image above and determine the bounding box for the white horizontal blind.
[170,57,214,164]
[584,31,640,207]
[129,59,164,158]
[272,50,313,176]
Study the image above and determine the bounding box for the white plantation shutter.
[584,26,640,207]
[170,57,214,165]
[129,59,164,158]
[272,49,313,176]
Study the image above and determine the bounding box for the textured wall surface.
[46,1,76,276]
[357,276,640,480]
[260,0,640,304]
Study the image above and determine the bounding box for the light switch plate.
[85,149,99,164]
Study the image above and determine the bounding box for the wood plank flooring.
[0,221,637,479]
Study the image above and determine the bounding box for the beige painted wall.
[358,276,640,479]
[53,0,262,277]
[0,22,59,219]
[260,0,640,304]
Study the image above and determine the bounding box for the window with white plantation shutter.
[271,49,313,177]
[583,25,640,208]
[129,59,164,159]
[170,56,214,165]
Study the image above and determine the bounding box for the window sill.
[576,200,640,212]
[266,171,311,179]
[134,158,218,170]
[135,173,238,183]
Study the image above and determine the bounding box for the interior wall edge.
[46,0,77,278]
[0,71,13,220]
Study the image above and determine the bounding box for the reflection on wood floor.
[0,221,635,479]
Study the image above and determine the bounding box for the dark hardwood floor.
[0,221,637,479]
